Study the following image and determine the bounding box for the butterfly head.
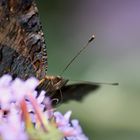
[38,75,69,92]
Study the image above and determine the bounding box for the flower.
[54,111,88,140]
[0,75,88,140]
[0,104,28,140]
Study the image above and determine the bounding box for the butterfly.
[0,0,109,104]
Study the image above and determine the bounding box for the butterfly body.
[0,0,99,103]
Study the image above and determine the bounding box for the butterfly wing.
[51,83,100,103]
[0,0,47,80]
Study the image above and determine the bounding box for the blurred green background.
[37,0,140,139]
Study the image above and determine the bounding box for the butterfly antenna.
[82,81,119,86]
[60,35,95,76]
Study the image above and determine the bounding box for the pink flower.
[0,75,88,140]
[54,111,88,140]
[0,104,28,140]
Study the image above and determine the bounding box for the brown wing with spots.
[0,0,47,80]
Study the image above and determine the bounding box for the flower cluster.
[0,75,88,140]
